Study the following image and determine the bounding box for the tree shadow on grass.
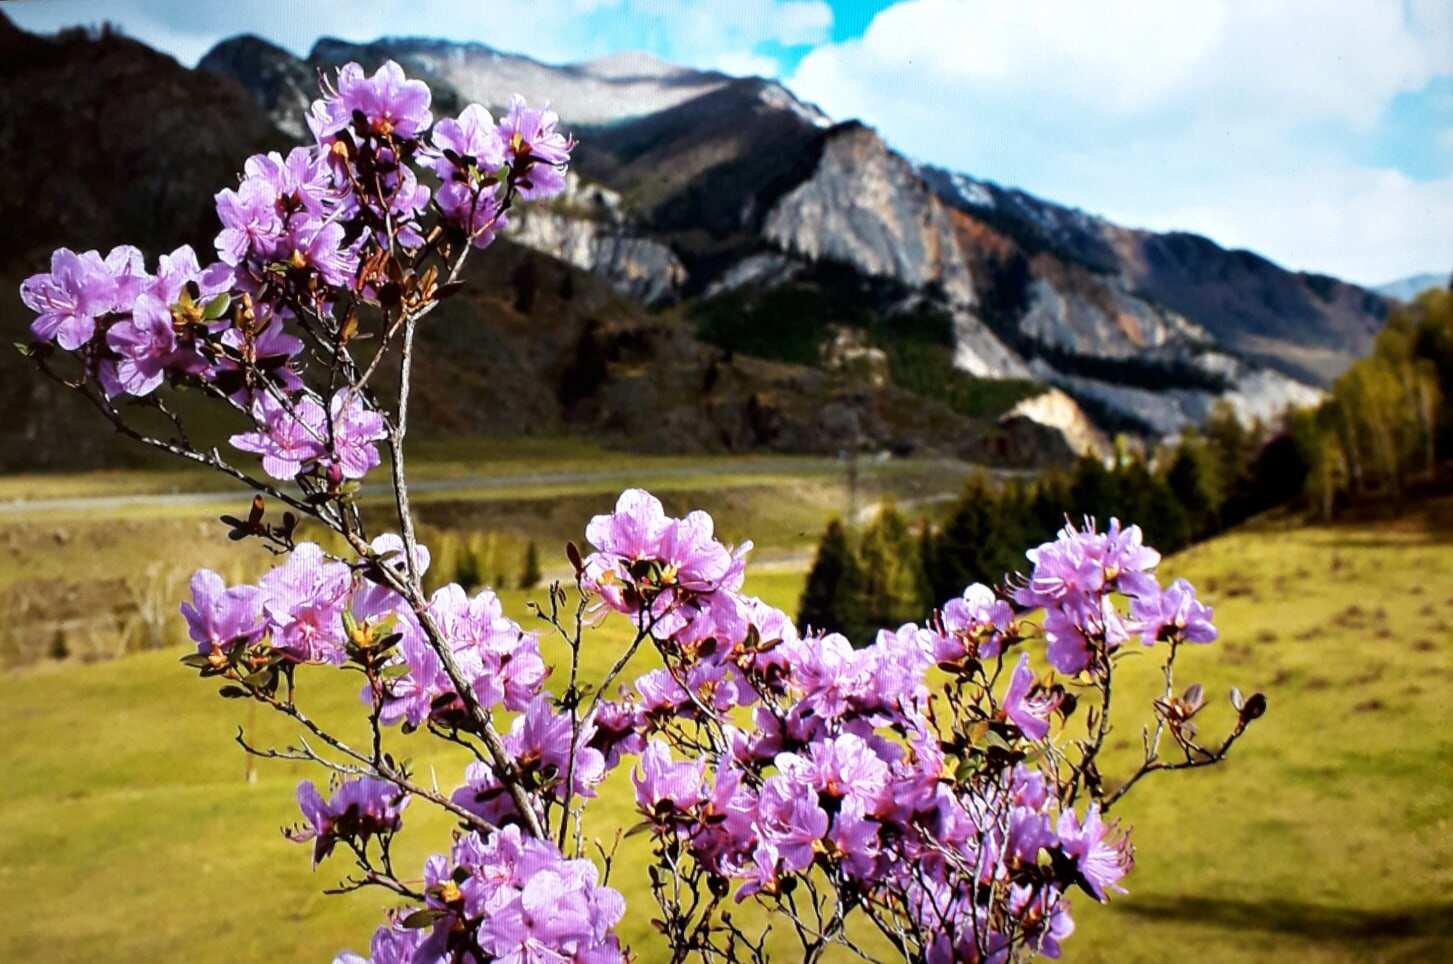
[1111,896,1453,942]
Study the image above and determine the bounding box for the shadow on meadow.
[1112,896,1453,942]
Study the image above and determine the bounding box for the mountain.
[1374,272,1449,302]
[199,34,735,136]
[195,30,1392,438]
[0,14,1074,472]
[0,15,1393,472]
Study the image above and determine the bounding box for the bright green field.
[2,504,1450,962]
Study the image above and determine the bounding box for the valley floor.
[0,486,1448,962]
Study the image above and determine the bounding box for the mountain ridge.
[0,14,1395,471]
[194,31,1388,427]
[0,14,1076,472]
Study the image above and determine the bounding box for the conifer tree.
[518,540,542,589]
[798,519,858,636]
[846,502,926,645]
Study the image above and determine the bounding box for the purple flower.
[498,95,572,200]
[327,389,388,480]
[19,248,116,349]
[287,776,408,866]
[229,392,327,480]
[507,697,605,801]
[148,245,233,307]
[332,921,429,964]
[586,489,671,569]
[756,776,829,872]
[282,217,359,288]
[1004,806,1054,868]
[633,739,706,815]
[377,583,545,728]
[583,489,751,644]
[179,569,264,654]
[1043,594,1131,676]
[259,542,353,664]
[244,146,337,216]
[782,632,867,721]
[825,798,881,880]
[451,761,525,828]
[1010,884,1075,959]
[341,60,433,139]
[429,103,506,179]
[1016,517,1161,610]
[1131,578,1218,645]
[104,293,177,396]
[436,180,507,248]
[1056,804,1133,901]
[1003,652,1061,741]
[862,623,935,713]
[307,63,363,143]
[424,827,624,963]
[936,583,1014,663]
[103,245,149,306]
[215,178,283,266]
[586,699,645,770]
[781,732,891,814]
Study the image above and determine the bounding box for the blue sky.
[7,0,1451,286]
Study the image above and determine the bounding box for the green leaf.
[400,909,445,930]
[179,653,213,668]
[201,293,232,321]
[623,819,656,839]
[217,685,250,700]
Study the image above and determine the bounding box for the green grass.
[2,505,1450,961]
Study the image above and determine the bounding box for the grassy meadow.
[0,461,1449,961]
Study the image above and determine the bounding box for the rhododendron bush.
[18,61,1266,963]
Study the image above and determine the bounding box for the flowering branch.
[16,58,1268,964]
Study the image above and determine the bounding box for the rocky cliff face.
[1001,388,1111,460]
[927,167,1389,385]
[504,175,687,305]
[764,123,978,308]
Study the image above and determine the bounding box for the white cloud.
[789,0,1453,282]
[712,51,784,79]
[8,0,832,70]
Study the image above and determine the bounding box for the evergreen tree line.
[797,421,1278,645]
[796,288,1453,641]
[1290,287,1452,516]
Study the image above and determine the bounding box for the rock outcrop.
[764,123,978,308]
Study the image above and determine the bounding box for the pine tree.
[518,540,542,589]
[930,477,994,602]
[847,502,925,644]
[798,519,857,636]
[455,534,484,591]
[1068,454,1122,522]
[1166,438,1223,539]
